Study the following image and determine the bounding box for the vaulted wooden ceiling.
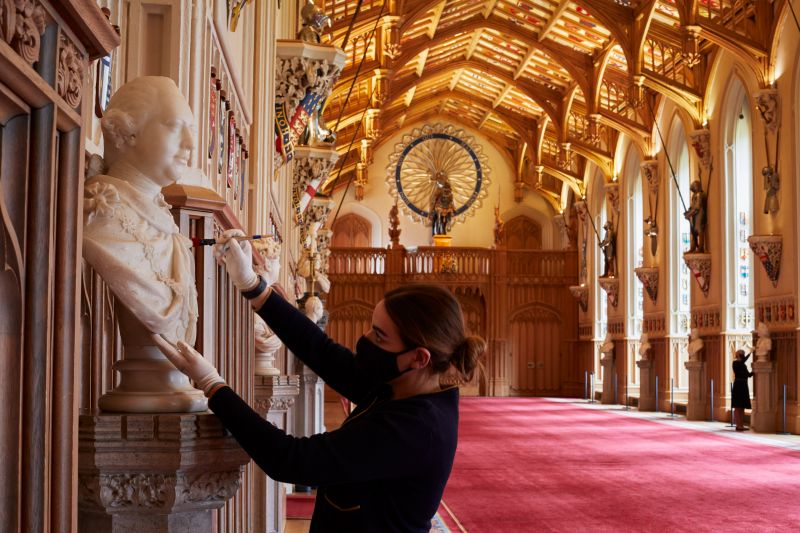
[321,0,788,210]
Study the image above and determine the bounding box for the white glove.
[152,334,226,396]
[213,229,259,292]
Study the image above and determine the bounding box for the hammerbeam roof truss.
[322,0,789,200]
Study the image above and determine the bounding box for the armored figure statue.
[429,172,456,236]
[297,1,336,147]
[684,180,707,253]
[298,0,331,44]
[599,221,617,278]
[762,166,779,214]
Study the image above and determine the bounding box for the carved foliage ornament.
[569,285,588,312]
[57,33,84,108]
[292,154,336,224]
[177,470,242,505]
[275,57,341,120]
[2,0,46,65]
[688,129,712,171]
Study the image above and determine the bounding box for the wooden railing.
[328,247,577,282]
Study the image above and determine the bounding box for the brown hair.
[383,283,486,383]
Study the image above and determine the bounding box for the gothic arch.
[331,213,374,248]
[503,215,542,250]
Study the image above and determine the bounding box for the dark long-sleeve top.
[208,290,459,533]
[733,353,753,380]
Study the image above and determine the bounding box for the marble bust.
[754,322,772,362]
[638,333,652,361]
[84,76,198,345]
[687,328,704,361]
[253,237,283,375]
[599,332,614,361]
[84,76,204,412]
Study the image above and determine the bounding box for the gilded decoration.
[385,124,490,233]
[748,235,782,288]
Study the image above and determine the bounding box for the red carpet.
[286,493,315,519]
[442,398,800,532]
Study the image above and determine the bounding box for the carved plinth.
[569,285,589,312]
[688,129,712,171]
[748,235,782,288]
[253,376,300,533]
[99,303,206,413]
[274,40,346,168]
[683,253,711,297]
[634,266,659,304]
[605,181,620,214]
[433,234,452,247]
[598,277,619,308]
[636,359,656,411]
[600,353,616,404]
[78,413,249,533]
[751,361,777,433]
[293,146,339,223]
[684,360,707,421]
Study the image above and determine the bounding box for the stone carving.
[253,237,283,376]
[84,76,204,412]
[569,284,588,312]
[292,148,338,224]
[634,266,659,304]
[4,0,47,65]
[99,473,171,509]
[85,76,198,345]
[599,332,614,361]
[688,129,712,171]
[177,470,242,505]
[638,332,652,361]
[254,396,297,413]
[748,234,782,288]
[754,321,772,362]
[57,33,84,108]
[598,276,619,308]
[687,328,703,361]
[641,160,659,193]
[683,253,711,297]
[304,295,324,324]
[755,89,780,133]
[605,181,620,214]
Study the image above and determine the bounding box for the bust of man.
[687,328,704,361]
[83,76,198,344]
[754,321,772,362]
[600,332,614,361]
[638,333,652,361]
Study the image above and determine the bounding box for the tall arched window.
[723,80,754,331]
[667,117,691,389]
[667,119,691,331]
[624,147,643,338]
[589,168,608,385]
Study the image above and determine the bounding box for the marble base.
[78,412,249,533]
[752,361,777,433]
[636,359,656,411]
[684,360,707,420]
[600,355,615,404]
[253,375,300,533]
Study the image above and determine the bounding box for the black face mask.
[355,335,413,383]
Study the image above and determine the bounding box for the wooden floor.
[284,519,311,533]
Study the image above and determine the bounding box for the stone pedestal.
[752,360,777,433]
[78,412,249,533]
[600,354,615,404]
[294,362,326,437]
[636,359,656,411]
[684,360,707,420]
[98,303,207,413]
[253,375,300,533]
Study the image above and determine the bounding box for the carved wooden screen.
[509,305,562,395]
[454,287,486,396]
[331,212,372,247]
[0,2,118,530]
[504,215,542,249]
